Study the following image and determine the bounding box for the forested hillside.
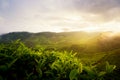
[0,31,120,80]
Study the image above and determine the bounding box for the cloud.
[70,0,120,22]
[0,16,4,23]
[0,0,120,33]
[72,0,120,12]
[0,0,9,9]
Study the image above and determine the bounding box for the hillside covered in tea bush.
[0,40,118,80]
[0,31,120,80]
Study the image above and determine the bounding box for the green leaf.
[69,69,78,80]
[36,68,42,78]
[98,71,106,77]
[105,61,116,73]
[7,58,18,68]
[78,63,82,73]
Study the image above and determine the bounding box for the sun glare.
[80,27,99,32]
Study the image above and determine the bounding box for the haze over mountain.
[0,31,120,51]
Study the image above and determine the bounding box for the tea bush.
[0,41,116,80]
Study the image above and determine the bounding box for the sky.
[0,0,120,34]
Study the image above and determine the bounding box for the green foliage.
[105,62,116,73]
[0,41,117,80]
[69,69,79,80]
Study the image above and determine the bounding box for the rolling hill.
[0,31,120,79]
[0,31,120,65]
